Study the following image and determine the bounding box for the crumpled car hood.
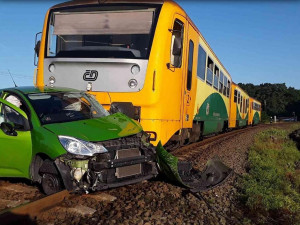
[43,113,142,142]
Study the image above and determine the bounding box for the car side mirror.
[110,102,140,120]
[1,122,17,136]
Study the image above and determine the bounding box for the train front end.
[35,0,166,143]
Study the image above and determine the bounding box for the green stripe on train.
[236,106,248,127]
[253,112,260,125]
[194,93,228,135]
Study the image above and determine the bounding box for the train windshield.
[47,6,161,59]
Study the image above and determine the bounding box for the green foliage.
[238,83,300,118]
[239,128,300,224]
[261,111,270,123]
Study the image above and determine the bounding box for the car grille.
[115,148,141,178]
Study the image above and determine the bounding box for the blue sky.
[0,1,299,89]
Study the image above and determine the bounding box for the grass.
[239,127,300,224]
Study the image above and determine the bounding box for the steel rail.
[171,124,270,158]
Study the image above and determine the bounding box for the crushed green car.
[0,86,158,195]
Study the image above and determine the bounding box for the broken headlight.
[59,136,108,156]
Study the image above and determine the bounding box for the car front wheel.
[41,173,64,195]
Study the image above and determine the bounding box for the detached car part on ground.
[0,86,231,195]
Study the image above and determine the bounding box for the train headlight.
[128,79,138,89]
[49,64,55,73]
[87,82,92,91]
[131,65,140,75]
[49,76,56,87]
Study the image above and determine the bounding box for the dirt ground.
[0,123,296,225]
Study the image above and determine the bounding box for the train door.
[182,23,197,128]
[169,14,187,123]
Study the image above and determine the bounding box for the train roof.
[51,0,164,9]
[232,82,261,104]
[50,0,231,78]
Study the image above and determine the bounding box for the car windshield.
[47,5,161,59]
[27,92,109,125]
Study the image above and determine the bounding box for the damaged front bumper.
[53,135,232,194]
[55,135,158,193]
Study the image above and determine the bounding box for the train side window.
[206,57,213,85]
[219,71,224,93]
[187,40,194,91]
[197,44,206,81]
[227,80,231,97]
[240,96,243,113]
[170,19,184,68]
[223,76,228,96]
[213,65,219,90]
[237,92,240,104]
[234,89,238,103]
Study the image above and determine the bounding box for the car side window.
[0,103,28,131]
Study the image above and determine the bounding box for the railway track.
[172,124,270,159]
[0,124,270,224]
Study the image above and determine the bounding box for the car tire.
[41,173,64,195]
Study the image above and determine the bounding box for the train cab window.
[213,65,219,90]
[223,76,228,96]
[227,80,231,97]
[197,45,206,81]
[170,19,184,68]
[187,40,194,91]
[234,89,238,103]
[206,57,213,85]
[219,71,224,93]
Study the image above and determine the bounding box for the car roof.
[1,86,80,95]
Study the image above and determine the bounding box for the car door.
[0,98,32,178]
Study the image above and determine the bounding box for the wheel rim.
[42,174,61,195]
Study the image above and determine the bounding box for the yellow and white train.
[34,0,261,147]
